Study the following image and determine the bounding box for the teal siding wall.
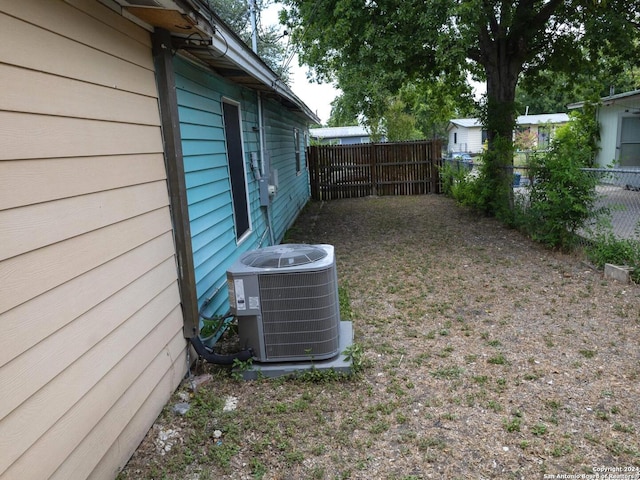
[263,98,311,242]
[174,56,310,317]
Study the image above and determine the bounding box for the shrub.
[586,219,640,282]
[516,113,601,250]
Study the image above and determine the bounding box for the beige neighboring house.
[1,2,186,479]
[447,113,570,155]
[0,1,321,479]
[569,89,640,168]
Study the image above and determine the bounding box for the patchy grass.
[118,196,640,479]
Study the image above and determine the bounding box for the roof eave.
[113,0,320,124]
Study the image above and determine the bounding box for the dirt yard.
[119,195,640,480]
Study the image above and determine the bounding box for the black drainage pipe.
[190,335,253,366]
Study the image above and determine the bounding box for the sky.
[261,2,339,125]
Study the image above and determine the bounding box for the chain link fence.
[512,166,640,243]
[442,156,640,243]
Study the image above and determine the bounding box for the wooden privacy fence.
[307,140,443,200]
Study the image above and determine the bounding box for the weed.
[438,345,455,358]
[370,420,390,434]
[250,458,267,479]
[343,342,368,375]
[612,423,635,434]
[578,349,596,359]
[551,442,573,457]
[417,436,446,451]
[310,467,325,479]
[472,375,489,385]
[488,354,509,365]
[584,433,599,444]
[531,423,547,436]
[338,286,353,320]
[503,417,521,433]
[545,400,561,410]
[431,367,464,379]
[487,400,503,412]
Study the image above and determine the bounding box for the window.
[453,132,458,144]
[222,100,251,241]
[294,128,301,174]
[619,115,640,167]
[537,126,551,149]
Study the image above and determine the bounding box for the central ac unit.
[226,244,341,363]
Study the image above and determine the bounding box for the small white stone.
[503,446,509,452]
[223,396,238,412]
[213,430,223,439]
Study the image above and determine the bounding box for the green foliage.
[520,153,598,250]
[516,63,640,115]
[514,111,602,250]
[338,285,353,320]
[586,219,640,282]
[282,0,639,216]
[439,161,483,208]
[209,0,290,82]
[383,98,423,142]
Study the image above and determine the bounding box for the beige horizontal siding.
[0,112,163,161]
[0,154,167,211]
[87,339,187,479]
[0,12,156,96]
[0,233,177,368]
[0,181,170,261]
[3,304,184,479]
[0,267,180,472]
[0,208,172,314]
[0,64,161,125]
[1,0,154,70]
[64,0,153,47]
[0,2,187,479]
[54,325,186,480]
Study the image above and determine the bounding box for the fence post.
[370,143,377,196]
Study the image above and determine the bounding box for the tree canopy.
[281,0,640,215]
[209,0,291,82]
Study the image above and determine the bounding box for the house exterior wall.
[0,2,187,479]
[263,98,312,242]
[174,56,311,317]
[448,126,483,154]
[596,98,640,167]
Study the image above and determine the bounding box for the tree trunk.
[481,48,522,218]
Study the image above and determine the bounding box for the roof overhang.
[106,0,320,123]
[568,89,640,110]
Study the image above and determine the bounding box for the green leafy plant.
[586,219,640,282]
[515,109,602,250]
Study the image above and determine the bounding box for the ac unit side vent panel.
[258,270,340,360]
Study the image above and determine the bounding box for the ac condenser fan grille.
[258,269,340,360]
[241,244,327,269]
